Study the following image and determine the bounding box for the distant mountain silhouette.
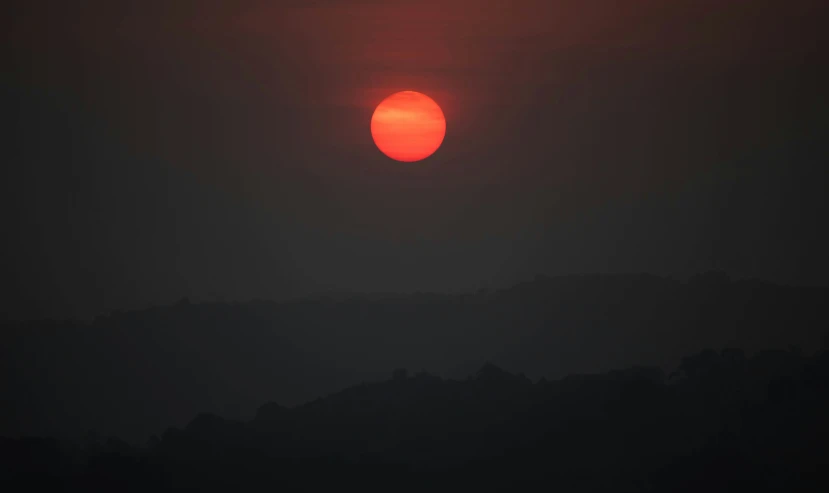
[1,272,826,443]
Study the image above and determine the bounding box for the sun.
[370,91,446,162]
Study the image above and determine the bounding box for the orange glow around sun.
[370,91,446,162]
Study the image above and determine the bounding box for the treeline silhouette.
[2,343,828,492]
[2,273,827,442]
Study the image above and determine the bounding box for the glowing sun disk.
[370,91,446,162]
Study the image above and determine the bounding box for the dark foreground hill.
[2,346,828,492]
[2,272,827,441]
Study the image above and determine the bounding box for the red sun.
[370,91,446,162]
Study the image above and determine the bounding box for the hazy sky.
[3,0,828,319]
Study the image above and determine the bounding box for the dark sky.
[3,0,828,319]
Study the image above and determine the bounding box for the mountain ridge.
[2,272,826,442]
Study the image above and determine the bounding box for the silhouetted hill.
[3,348,828,492]
[1,273,826,441]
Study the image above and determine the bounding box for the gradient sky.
[3,0,828,319]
